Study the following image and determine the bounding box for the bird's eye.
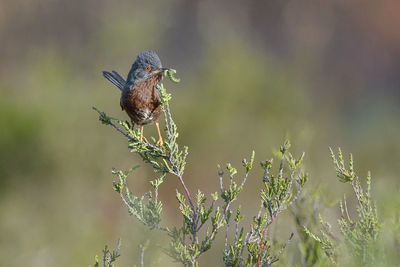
[144,65,151,71]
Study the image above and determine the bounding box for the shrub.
[91,74,308,267]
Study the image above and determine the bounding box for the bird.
[102,51,169,146]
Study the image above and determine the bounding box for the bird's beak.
[152,67,169,73]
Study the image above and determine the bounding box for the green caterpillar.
[164,69,181,83]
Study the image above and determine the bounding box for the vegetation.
[304,149,381,265]
[91,73,393,266]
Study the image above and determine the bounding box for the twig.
[258,211,278,267]
[351,177,366,219]
[343,194,352,223]
[177,174,195,214]
[140,244,146,267]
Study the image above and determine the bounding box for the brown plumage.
[103,50,168,145]
[120,73,163,125]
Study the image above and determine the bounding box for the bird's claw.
[156,138,163,147]
[139,136,148,143]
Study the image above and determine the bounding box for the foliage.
[90,239,121,267]
[222,141,307,266]
[290,192,330,267]
[304,148,381,265]
[92,71,309,266]
[91,69,395,266]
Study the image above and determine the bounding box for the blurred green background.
[1,0,399,266]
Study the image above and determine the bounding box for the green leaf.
[226,163,237,176]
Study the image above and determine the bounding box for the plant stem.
[177,174,195,213]
[258,212,278,267]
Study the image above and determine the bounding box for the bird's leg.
[138,125,148,142]
[155,122,163,146]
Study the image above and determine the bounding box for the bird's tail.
[102,70,126,91]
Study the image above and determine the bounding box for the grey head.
[125,50,167,90]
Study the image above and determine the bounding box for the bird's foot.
[156,137,163,147]
[155,122,163,147]
[139,136,148,143]
[139,125,148,142]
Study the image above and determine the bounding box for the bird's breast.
[120,75,162,125]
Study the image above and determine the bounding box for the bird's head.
[127,51,169,84]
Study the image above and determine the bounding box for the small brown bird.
[102,51,168,145]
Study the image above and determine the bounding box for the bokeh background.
[1,0,399,266]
